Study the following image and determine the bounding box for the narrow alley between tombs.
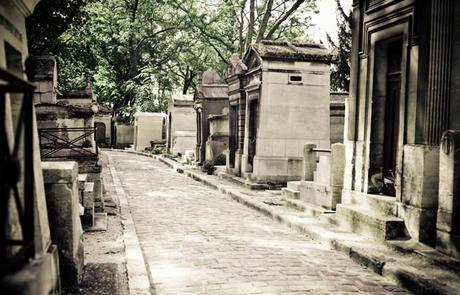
[107,151,407,295]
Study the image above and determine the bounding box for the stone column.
[437,131,460,258]
[302,144,317,182]
[423,0,454,145]
[42,161,84,287]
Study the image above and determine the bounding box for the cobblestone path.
[108,151,408,295]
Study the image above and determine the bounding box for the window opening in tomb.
[368,38,403,197]
[289,74,303,84]
[5,42,22,76]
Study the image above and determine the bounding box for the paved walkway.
[108,151,408,295]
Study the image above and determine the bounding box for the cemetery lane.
[108,151,408,295]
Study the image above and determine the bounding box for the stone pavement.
[108,151,409,294]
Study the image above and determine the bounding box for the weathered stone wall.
[134,112,165,151]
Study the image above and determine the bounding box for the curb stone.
[109,150,458,295]
[108,155,152,295]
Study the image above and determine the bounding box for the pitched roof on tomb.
[250,40,333,62]
[195,69,228,100]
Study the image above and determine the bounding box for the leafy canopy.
[27,0,318,118]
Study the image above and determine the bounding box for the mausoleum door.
[383,73,401,183]
[168,114,172,150]
[248,99,259,166]
[368,38,403,197]
[95,122,106,146]
[229,105,238,166]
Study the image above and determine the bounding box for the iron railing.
[312,148,332,153]
[38,127,98,160]
[0,68,35,268]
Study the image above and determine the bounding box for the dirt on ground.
[65,152,129,295]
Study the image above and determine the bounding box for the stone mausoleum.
[166,93,196,156]
[194,70,229,164]
[239,40,332,184]
[336,0,460,259]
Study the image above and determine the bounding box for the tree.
[327,0,351,92]
[26,0,87,56]
[26,0,318,118]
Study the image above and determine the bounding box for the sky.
[310,0,352,44]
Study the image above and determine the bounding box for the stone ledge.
[42,161,78,184]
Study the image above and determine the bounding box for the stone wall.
[134,112,165,151]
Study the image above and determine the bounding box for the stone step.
[285,198,334,217]
[343,190,397,216]
[287,181,301,191]
[86,212,108,232]
[81,182,95,228]
[281,187,300,199]
[336,204,406,241]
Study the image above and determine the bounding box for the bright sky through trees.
[310,0,352,44]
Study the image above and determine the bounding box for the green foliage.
[327,0,351,92]
[27,0,318,116]
[148,145,165,155]
[202,161,216,175]
[213,154,226,166]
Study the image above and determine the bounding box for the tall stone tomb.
[166,94,196,156]
[0,0,60,293]
[239,40,332,184]
[335,0,460,258]
[194,70,229,164]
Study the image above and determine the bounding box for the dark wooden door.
[382,39,403,196]
[383,74,401,178]
[248,100,259,166]
[95,122,106,145]
[229,106,238,166]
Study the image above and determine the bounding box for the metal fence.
[38,127,98,160]
[0,68,35,268]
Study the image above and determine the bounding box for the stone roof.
[196,70,228,100]
[226,54,247,77]
[200,69,225,85]
[250,40,333,62]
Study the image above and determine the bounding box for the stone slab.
[86,212,108,232]
[42,161,79,184]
